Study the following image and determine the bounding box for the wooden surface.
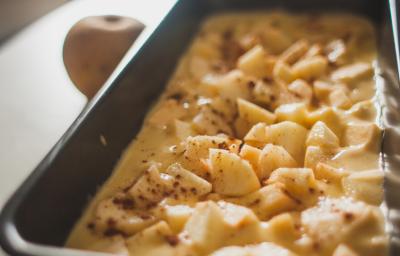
[0,0,174,254]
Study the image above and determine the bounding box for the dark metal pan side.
[381,0,400,255]
[1,0,395,255]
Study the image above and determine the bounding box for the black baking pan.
[1,0,399,255]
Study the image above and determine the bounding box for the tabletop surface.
[0,0,173,254]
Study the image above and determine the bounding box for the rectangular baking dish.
[1,0,399,255]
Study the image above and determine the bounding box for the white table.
[0,0,174,254]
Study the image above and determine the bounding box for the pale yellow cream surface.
[66,12,387,256]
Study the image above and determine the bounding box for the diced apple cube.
[193,106,233,136]
[313,80,333,101]
[217,201,259,227]
[184,135,241,177]
[273,61,295,84]
[315,162,348,182]
[237,98,276,126]
[306,121,340,150]
[292,56,328,81]
[304,43,323,58]
[280,39,309,64]
[252,80,277,106]
[276,89,304,107]
[331,62,373,83]
[301,197,385,254]
[268,168,318,201]
[324,39,347,65]
[237,45,275,78]
[266,212,301,242]
[165,163,212,198]
[307,107,345,138]
[288,79,313,104]
[275,103,309,127]
[183,201,226,253]
[304,146,333,170]
[202,70,251,100]
[235,184,297,220]
[232,117,251,139]
[219,202,264,246]
[185,135,241,159]
[329,88,352,109]
[239,144,262,177]
[264,121,309,164]
[209,149,260,196]
[185,201,264,254]
[159,203,193,232]
[244,123,268,145]
[208,97,236,123]
[128,166,174,208]
[258,144,297,180]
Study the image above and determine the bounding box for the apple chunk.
[258,144,297,180]
[233,184,297,220]
[239,144,262,178]
[264,121,309,164]
[183,201,262,254]
[128,165,174,208]
[209,149,260,196]
[267,168,318,203]
[165,163,212,198]
[237,98,276,126]
[183,201,226,253]
[306,121,340,150]
[237,45,274,78]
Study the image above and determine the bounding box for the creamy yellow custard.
[66,12,387,256]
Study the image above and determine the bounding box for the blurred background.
[0,0,68,43]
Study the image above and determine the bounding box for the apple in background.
[63,15,144,99]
